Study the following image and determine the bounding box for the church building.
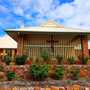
[5,20,90,59]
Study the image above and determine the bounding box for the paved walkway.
[0,86,89,90]
[0,80,90,90]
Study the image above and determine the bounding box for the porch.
[16,32,89,60]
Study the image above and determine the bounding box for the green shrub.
[15,55,27,65]
[41,50,50,63]
[0,65,4,72]
[55,66,64,80]
[30,64,49,80]
[7,71,16,81]
[35,57,40,64]
[69,67,80,80]
[67,56,76,64]
[56,55,63,64]
[81,56,88,64]
[4,55,12,65]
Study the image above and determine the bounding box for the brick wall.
[81,35,89,57]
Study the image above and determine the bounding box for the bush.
[7,71,16,81]
[0,65,4,72]
[81,56,88,64]
[67,56,76,64]
[69,67,80,80]
[30,64,49,81]
[41,50,50,63]
[55,66,64,80]
[4,55,12,65]
[15,55,27,65]
[56,55,63,64]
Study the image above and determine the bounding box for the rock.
[66,86,73,90]
[0,72,6,81]
[45,87,51,90]
[80,68,88,77]
[72,85,80,90]
[59,87,65,90]
[12,87,17,90]
[51,86,59,90]
[87,60,90,65]
[41,88,45,90]
[84,87,90,90]
[34,86,41,90]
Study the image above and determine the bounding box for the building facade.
[6,21,90,59]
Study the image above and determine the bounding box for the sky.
[0,0,90,37]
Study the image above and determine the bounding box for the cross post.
[47,35,58,53]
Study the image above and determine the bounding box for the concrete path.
[0,86,89,90]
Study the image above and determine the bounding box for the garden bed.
[0,65,90,81]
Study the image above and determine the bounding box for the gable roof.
[0,35,17,49]
[6,20,90,33]
[41,20,64,28]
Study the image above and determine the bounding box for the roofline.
[0,47,17,49]
[5,26,90,33]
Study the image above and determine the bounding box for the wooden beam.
[70,35,80,43]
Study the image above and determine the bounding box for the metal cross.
[47,35,58,53]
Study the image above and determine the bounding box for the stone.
[13,87,18,90]
[84,87,90,90]
[72,85,80,90]
[51,86,59,90]
[87,59,90,65]
[45,87,51,90]
[66,86,73,90]
[80,68,88,77]
[59,87,65,90]
[28,87,34,90]
[81,35,89,57]
[41,88,45,90]
[34,87,41,90]
[0,72,6,81]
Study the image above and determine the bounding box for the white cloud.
[34,0,53,14]
[46,3,75,20]
[12,0,32,16]
[0,5,9,13]
[13,6,24,16]
[32,0,90,29]
[1,0,90,30]
[13,0,32,8]
[64,0,90,29]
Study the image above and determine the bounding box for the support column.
[2,49,6,60]
[3,49,6,56]
[17,33,24,56]
[80,34,89,57]
[12,49,15,60]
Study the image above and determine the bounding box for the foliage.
[56,55,63,64]
[81,56,88,64]
[4,55,12,65]
[0,65,4,72]
[55,66,64,80]
[67,56,76,64]
[30,64,49,80]
[15,55,28,65]
[69,67,80,80]
[7,71,16,81]
[65,79,73,85]
[41,49,50,63]
[35,57,40,64]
